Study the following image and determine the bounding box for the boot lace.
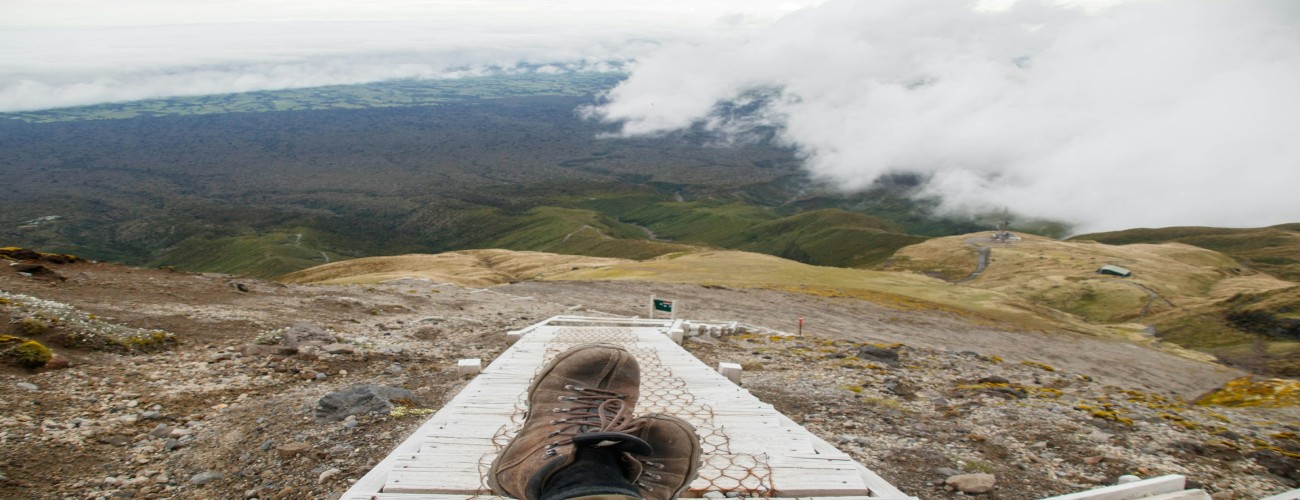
[541,385,642,458]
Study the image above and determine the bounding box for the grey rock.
[260,439,274,451]
[322,343,354,355]
[140,411,162,420]
[163,438,184,451]
[148,424,173,439]
[189,471,224,485]
[945,473,996,494]
[207,352,236,363]
[241,344,297,357]
[16,382,39,391]
[314,372,327,381]
[315,385,415,422]
[855,345,900,365]
[343,420,358,430]
[282,323,337,348]
[935,467,963,477]
[1117,475,1141,484]
[978,376,1010,384]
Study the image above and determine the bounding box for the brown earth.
[1,259,1297,499]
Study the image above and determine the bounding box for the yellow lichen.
[1195,377,1300,408]
[1020,360,1057,372]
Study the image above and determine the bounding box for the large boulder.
[315,385,415,422]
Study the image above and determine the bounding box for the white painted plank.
[1040,475,1186,500]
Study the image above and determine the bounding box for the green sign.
[653,299,674,312]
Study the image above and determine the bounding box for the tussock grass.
[279,249,633,286]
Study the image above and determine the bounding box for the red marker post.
[798,317,804,336]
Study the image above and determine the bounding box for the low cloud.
[589,0,1300,233]
[0,0,818,111]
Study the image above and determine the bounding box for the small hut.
[1098,264,1132,277]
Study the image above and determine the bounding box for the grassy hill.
[886,233,1300,375]
[279,249,630,286]
[1074,224,1300,281]
[285,247,1168,344]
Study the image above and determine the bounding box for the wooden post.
[457,358,481,377]
[718,362,742,384]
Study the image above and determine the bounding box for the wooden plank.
[342,316,904,499]
[1260,490,1300,500]
[1040,475,1186,500]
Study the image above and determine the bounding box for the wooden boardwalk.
[343,316,914,499]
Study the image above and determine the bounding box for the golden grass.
[279,249,631,286]
[889,233,1294,325]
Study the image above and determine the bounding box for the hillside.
[279,249,631,286]
[1075,224,1300,281]
[3,251,1297,498]
[885,233,1300,376]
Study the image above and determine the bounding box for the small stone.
[1117,475,1141,484]
[98,435,131,446]
[276,442,312,458]
[148,425,172,439]
[189,471,224,485]
[140,411,162,420]
[208,352,236,363]
[343,420,358,430]
[978,376,1010,384]
[163,438,183,451]
[946,473,996,494]
[934,467,963,477]
[318,468,341,483]
[1083,456,1104,465]
[260,439,275,451]
[314,372,327,381]
[16,382,39,391]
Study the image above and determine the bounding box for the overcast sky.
[4,0,1298,232]
[0,0,818,111]
[591,0,1300,233]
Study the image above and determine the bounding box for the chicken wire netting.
[482,327,776,497]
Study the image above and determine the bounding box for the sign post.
[798,317,804,336]
[653,297,675,320]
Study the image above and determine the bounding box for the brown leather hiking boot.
[628,414,702,500]
[489,343,643,499]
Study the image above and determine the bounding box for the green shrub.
[9,340,52,368]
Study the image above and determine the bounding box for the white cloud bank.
[589,0,1300,233]
[0,0,820,111]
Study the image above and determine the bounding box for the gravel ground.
[1,260,1296,499]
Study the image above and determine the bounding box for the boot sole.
[642,414,703,499]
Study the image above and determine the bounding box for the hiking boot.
[489,343,643,499]
[628,414,702,500]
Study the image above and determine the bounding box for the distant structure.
[1098,264,1133,277]
[990,216,1021,243]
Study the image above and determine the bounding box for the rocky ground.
[1,258,1297,499]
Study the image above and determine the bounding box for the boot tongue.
[572,432,654,456]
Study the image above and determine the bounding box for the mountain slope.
[885,233,1300,375]
[1074,223,1300,281]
